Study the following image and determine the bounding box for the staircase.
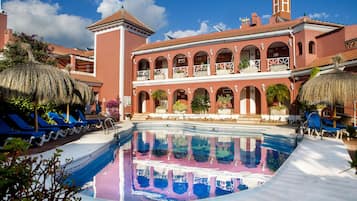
[236,114,262,125]
[131,113,149,121]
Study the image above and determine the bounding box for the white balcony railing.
[137,70,150,80]
[154,68,168,80]
[240,59,261,73]
[193,64,209,77]
[267,57,290,71]
[215,62,234,75]
[173,66,188,78]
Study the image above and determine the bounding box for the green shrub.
[173,101,187,112]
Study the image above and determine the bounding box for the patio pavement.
[205,136,357,201]
[35,121,357,201]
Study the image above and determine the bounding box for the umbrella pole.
[34,103,39,132]
[66,104,70,122]
[333,105,337,128]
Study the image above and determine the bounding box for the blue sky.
[2,0,357,49]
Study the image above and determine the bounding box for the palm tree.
[151,89,167,109]
[266,84,290,107]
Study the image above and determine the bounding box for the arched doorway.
[154,56,168,80]
[216,87,234,114]
[193,51,210,76]
[138,91,150,113]
[215,48,234,75]
[240,86,261,115]
[192,88,210,114]
[137,59,150,80]
[239,45,261,73]
[173,54,188,78]
[267,42,290,71]
[173,89,188,113]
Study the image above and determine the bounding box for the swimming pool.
[68,123,296,201]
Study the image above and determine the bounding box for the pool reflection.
[83,130,292,201]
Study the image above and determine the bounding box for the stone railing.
[267,57,290,71]
[154,68,168,80]
[137,70,150,80]
[215,62,234,75]
[193,64,209,77]
[173,66,188,78]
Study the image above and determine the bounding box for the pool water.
[69,125,295,201]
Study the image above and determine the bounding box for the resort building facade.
[0,0,356,122]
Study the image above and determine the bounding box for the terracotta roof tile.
[70,73,102,85]
[49,44,94,57]
[135,17,342,52]
[87,8,154,33]
[293,49,357,72]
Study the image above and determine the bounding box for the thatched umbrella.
[65,81,94,121]
[299,57,357,127]
[0,44,75,131]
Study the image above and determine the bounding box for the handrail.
[103,117,118,134]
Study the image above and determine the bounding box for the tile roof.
[87,7,154,34]
[293,48,357,72]
[70,73,102,85]
[134,17,342,52]
[49,44,94,57]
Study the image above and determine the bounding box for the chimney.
[240,17,250,29]
[251,13,262,27]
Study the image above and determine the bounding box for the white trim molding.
[119,25,125,120]
[133,71,292,87]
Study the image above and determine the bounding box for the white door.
[240,88,247,114]
[249,87,256,114]
[141,93,147,113]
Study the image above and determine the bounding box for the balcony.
[154,68,168,80]
[193,64,209,77]
[240,59,261,73]
[137,70,150,81]
[267,57,290,71]
[173,66,188,78]
[215,62,234,75]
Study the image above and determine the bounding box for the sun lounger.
[0,118,47,146]
[47,112,81,135]
[60,113,88,128]
[307,113,342,139]
[29,113,68,139]
[76,109,103,128]
[7,114,53,142]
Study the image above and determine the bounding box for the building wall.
[316,29,345,57]
[0,13,7,50]
[95,30,120,104]
[294,29,323,67]
[123,30,147,114]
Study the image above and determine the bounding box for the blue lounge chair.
[76,109,103,128]
[322,118,347,129]
[29,113,68,139]
[7,114,53,143]
[0,118,46,146]
[307,113,342,139]
[47,112,81,135]
[60,113,88,128]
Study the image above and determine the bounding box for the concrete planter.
[174,110,186,114]
[269,107,287,115]
[218,108,232,115]
[155,108,167,114]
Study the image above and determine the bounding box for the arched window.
[309,41,315,54]
[297,42,303,56]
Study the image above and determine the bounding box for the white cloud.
[165,21,228,39]
[308,12,329,19]
[262,14,271,19]
[4,0,93,48]
[97,0,167,30]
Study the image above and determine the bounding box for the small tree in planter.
[217,94,232,114]
[266,84,290,115]
[173,101,188,113]
[191,94,210,114]
[151,89,167,113]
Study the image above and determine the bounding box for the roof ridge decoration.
[87,7,154,36]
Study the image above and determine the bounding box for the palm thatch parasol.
[64,81,94,121]
[299,56,357,127]
[0,43,75,131]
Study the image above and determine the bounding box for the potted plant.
[266,84,290,115]
[173,100,188,114]
[151,89,167,113]
[217,94,232,114]
[239,58,249,70]
[191,94,210,114]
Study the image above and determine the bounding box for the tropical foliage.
[0,32,56,71]
[151,89,167,109]
[0,138,80,200]
[217,94,232,109]
[266,84,290,107]
[173,101,188,112]
[309,67,320,79]
[191,94,210,114]
[239,58,249,69]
